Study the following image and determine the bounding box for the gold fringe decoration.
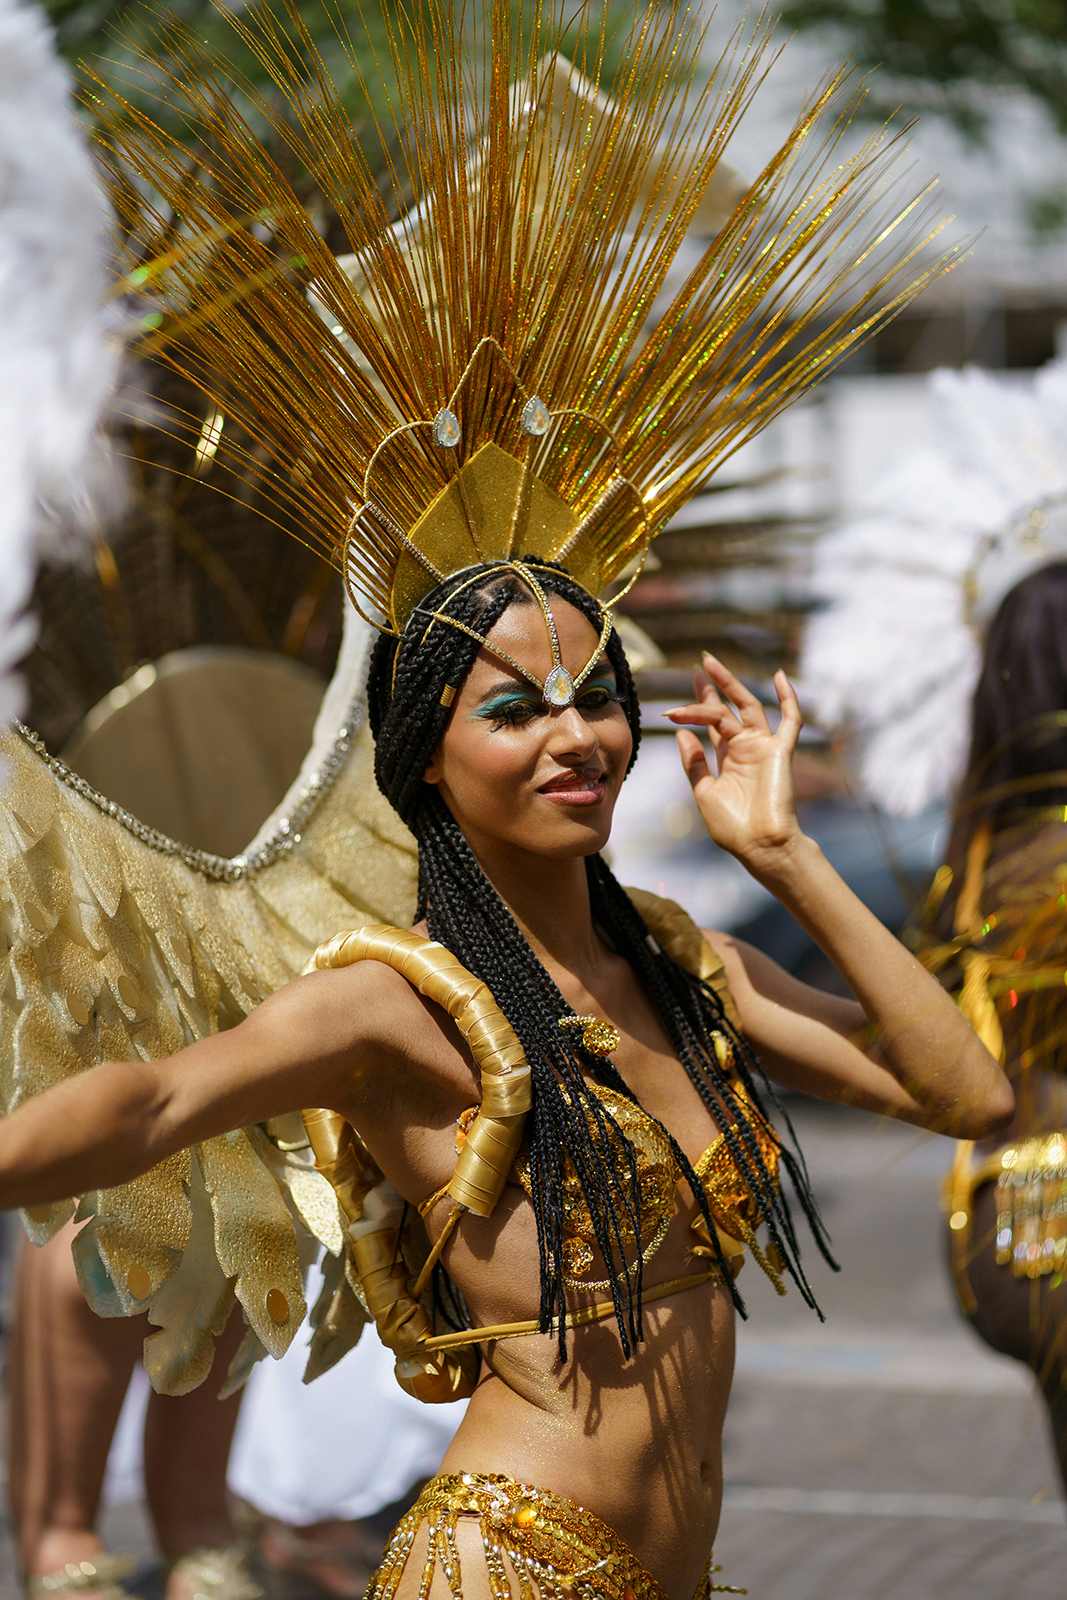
[91,0,962,627]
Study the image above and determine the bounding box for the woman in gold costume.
[0,590,1011,1600]
[929,564,1067,1484]
[0,3,1012,1597]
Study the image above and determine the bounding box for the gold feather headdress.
[97,0,960,703]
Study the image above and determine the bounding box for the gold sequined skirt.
[365,1473,745,1600]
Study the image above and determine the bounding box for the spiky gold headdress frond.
[95,0,960,695]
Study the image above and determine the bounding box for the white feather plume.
[801,360,1067,816]
[0,0,121,732]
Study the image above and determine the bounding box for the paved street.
[714,1102,1065,1598]
[0,1099,1063,1599]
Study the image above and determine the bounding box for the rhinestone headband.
[411,559,615,708]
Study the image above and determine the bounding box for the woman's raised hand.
[663,653,803,875]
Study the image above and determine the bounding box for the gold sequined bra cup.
[298,887,787,1408]
[505,1077,784,1294]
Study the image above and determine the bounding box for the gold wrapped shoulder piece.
[300,924,531,1401]
[302,924,531,1214]
[625,885,741,1030]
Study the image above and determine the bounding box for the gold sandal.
[27,1553,135,1600]
[166,1548,263,1600]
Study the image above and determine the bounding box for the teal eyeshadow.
[472,691,540,720]
[473,676,618,720]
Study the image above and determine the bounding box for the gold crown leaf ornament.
[94,0,964,706]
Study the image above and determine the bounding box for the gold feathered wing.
[0,607,417,1394]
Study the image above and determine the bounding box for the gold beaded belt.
[944,1131,1067,1314]
[364,1472,746,1600]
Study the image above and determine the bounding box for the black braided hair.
[367,560,833,1356]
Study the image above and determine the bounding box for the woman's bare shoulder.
[237,952,476,1101]
[291,954,481,1107]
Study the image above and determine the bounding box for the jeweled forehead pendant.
[520,571,578,706]
[542,612,574,707]
[486,560,615,708]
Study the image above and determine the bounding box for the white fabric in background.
[103,1363,150,1506]
[227,1312,467,1524]
[104,1281,467,1522]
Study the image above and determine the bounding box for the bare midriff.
[405,1181,738,1600]
[340,951,752,1600]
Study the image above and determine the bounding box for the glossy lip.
[537,766,606,807]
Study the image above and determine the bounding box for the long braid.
[368,560,832,1355]
[585,859,837,1303]
[415,792,649,1354]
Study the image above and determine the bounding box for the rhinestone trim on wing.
[14,703,364,884]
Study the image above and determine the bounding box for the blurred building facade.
[611,5,1067,965]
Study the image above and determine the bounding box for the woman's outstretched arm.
[0,964,403,1211]
[666,654,1014,1139]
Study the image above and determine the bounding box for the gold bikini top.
[299,890,785,1406]
[506,1078,783,1291]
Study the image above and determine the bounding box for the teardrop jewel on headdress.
[520,397,551,437]
[432,409,461,448]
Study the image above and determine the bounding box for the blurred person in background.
[9,1221,257,1600]
[926,564,1067,1485]
[229,1263,466,1598]
[800,359,1067,1482]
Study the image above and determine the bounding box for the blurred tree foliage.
[43,0,647,169]
[48,0,410,153]
[24,0,662,737]
[778,0,1067,141]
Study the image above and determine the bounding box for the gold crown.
[347,333,654,640]
[97,0,961,683]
